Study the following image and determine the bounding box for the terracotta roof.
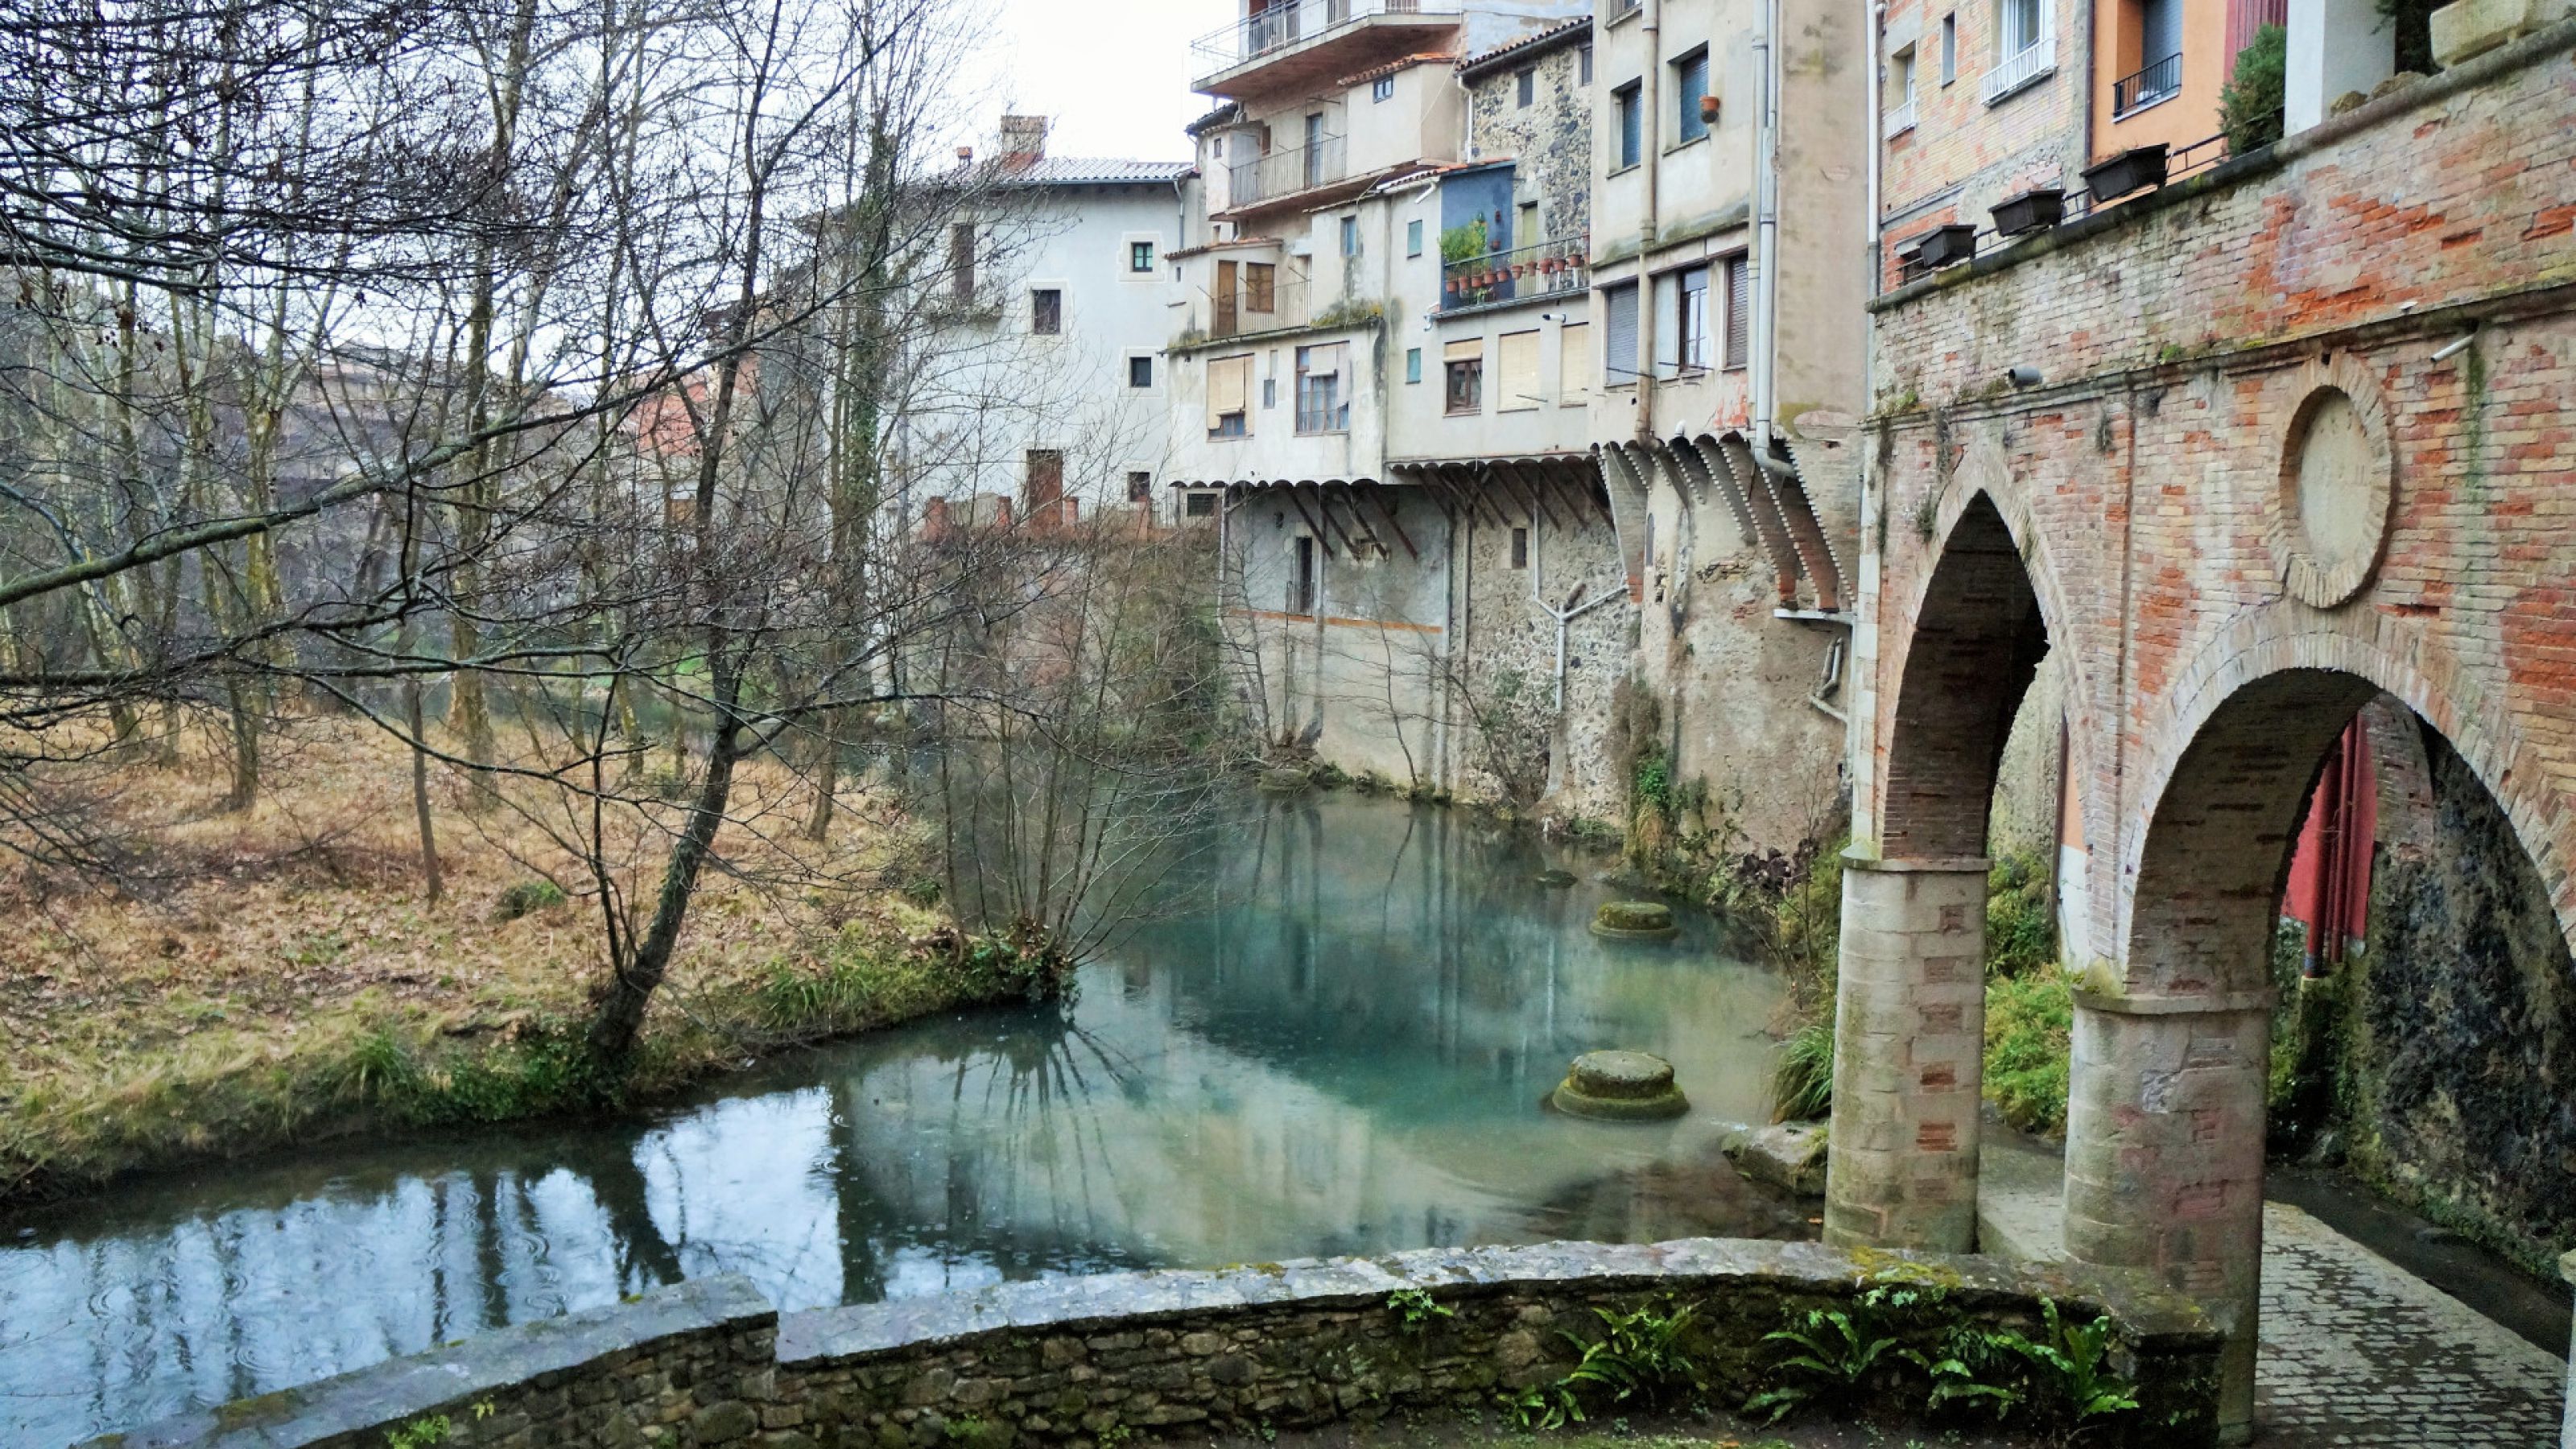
[1334,50,1459,89]
[1455,14,1593,81]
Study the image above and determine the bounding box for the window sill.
[1604,2,1643,28]
[1664,131,1710,156]
[1607,161,1642,178]
[1443,409,1484,419]
[1294,428,1352,438]
[2111,89,2178,122]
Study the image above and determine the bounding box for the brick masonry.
[93,1239,2227,1449]
[1837,24,2576,1440]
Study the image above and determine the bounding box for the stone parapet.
[89,1239,2225,1449]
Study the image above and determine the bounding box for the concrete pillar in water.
[2063,989,2273,1445]
[1823,853,1988,1252]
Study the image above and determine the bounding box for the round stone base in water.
[1589,899,1678,939]
[1551,1049,1689,1120]
[1255,767,1313,795]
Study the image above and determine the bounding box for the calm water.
[0,794,1800,1446]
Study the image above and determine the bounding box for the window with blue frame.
[1674,47,1710,142]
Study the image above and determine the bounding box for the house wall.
[1876,0,2089,287]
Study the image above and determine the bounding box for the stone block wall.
[93,1240,2227,1449]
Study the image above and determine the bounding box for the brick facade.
[1834,26,2576,1439]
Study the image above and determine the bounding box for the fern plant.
[1744,1292,1909,1422]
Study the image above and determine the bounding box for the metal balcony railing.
[1438,234,1588,312]
[1882,95,1918,138]
[2112,52,2182,115]
[1892,130,2230,285]
[1190,0,1461,84]
[1227,133,1347,208]
[1980,35,2056,105]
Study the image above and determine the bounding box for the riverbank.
[0,721,1013,1212]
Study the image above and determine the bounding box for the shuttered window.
[1245,262,1276,313]
[1724,254,1751,369]
[1443,336,1484,415]
[1496,330,1540,412]
[1603,283,1640,386]
[1557,321,1590,402]
[1674,47,1711,142]
[1207,353,1253,435]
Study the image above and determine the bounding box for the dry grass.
[0,713,973,1204]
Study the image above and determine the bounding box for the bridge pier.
[2063,989,2274,1445]
[1822,853,1988,1252]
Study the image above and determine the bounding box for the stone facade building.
[1831,7,2576,1442]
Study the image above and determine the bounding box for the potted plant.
[1991,186,2065,236]
[1918,222,1979,268]
[2083,142,2169,201]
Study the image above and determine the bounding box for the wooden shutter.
[1496,330,1540,411]
[1558,321,1590,401]
[1604,283,1638,384]
[1725,254,1751,369]
[1207,354,1251,428]
[1246,262,1276,312]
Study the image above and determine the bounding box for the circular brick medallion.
[2273,354,2395,609]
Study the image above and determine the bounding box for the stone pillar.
[2562,1251,2576,1449]
[1823,853,1988,1252]
[2062,989,2275,1445]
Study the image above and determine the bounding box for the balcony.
[1882,95,1918,138]
[1189,0,1463,97]
[1980,36,2056,105]
[2112,52,2182,116]
[1438,234,1588,313]
[1205,269,1311,340]
[1227,133,1347,211]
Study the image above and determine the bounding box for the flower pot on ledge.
[1991,186,2065,237]
[1918,223,1979,269]
[2083,142,2169,202]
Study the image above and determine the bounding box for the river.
[0,791,1804,1445]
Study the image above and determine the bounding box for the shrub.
[1984,851,2054,979]
[2219,24,2286,155]
[492,878,568,921]
[1772,1015,1836,1123]
[1984,968,2074,1135]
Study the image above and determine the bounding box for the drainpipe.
[1532,507,1624,711]
[1633,0,1664,442]
[1751,0,1785,456]
[1867,3,1885,298]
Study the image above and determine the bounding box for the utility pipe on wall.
[1633,0,1664,442]
[1531,509,1624,711]
[1751,0,1785,456]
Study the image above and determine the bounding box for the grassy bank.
[0,721,1029,1211]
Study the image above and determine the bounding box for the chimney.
[997,114,1048,169]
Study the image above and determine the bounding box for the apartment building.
[1580,0,1868,852]
[898,117,1191,530]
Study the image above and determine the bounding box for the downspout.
[1532,505,1624,711]
[1633,0,1664,442]
[1752,0,1785,456]
[1867,3,1885,299]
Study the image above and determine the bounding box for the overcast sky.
[972,0,1212,163]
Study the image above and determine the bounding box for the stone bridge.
[1824,27,2576,1444]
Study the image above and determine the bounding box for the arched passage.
[2078,664,2575,1439]
[1825,492,2053,1252]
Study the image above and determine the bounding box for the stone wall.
[93,1239,2227,1449]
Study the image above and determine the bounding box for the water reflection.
[0,794,1800,1446]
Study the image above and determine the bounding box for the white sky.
[970,0,1216,163]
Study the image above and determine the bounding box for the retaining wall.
[87,1238,2224,1449]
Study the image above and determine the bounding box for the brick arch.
[2119,623,2576,991]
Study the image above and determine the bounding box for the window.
[1516,68,1536,107]
[1206,353,1253,437]
[1613,82,1642,167]
[1497,329,1541,411]
[1245,262,1276,314]
[1294,343,1348,434]
[2000,0,2045,56]
[1340,215,1360,256]
[1262,376,1277,409]
[1510,527,1529,569]
[1128,354,1154,388]
[1129,240,1155,272]
[1892,44,1917,103]
[1373,74,1395,101]
[1406,346,1422,383]
[1443,337,1484,415]
[1517,200,1540,246]
[2115,0,2183,112]
[1183,491,1218,518]
[1126,470,1153,502]
[1579,43,1593,85]
[1558,320,1590,402]
[1724,254,1750,370]
[1031,287,1061,334]
[1674,264,1711,371]
[1025,449,1063,518]
[1406,218,1424,256]
[1290,535,1317,616]
[948,223,975,303]
[1603,281,1640,384]
[1674,47,1711,142]
[1941,14,1959,83]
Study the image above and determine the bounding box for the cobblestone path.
[2256,1202,2563,1447]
